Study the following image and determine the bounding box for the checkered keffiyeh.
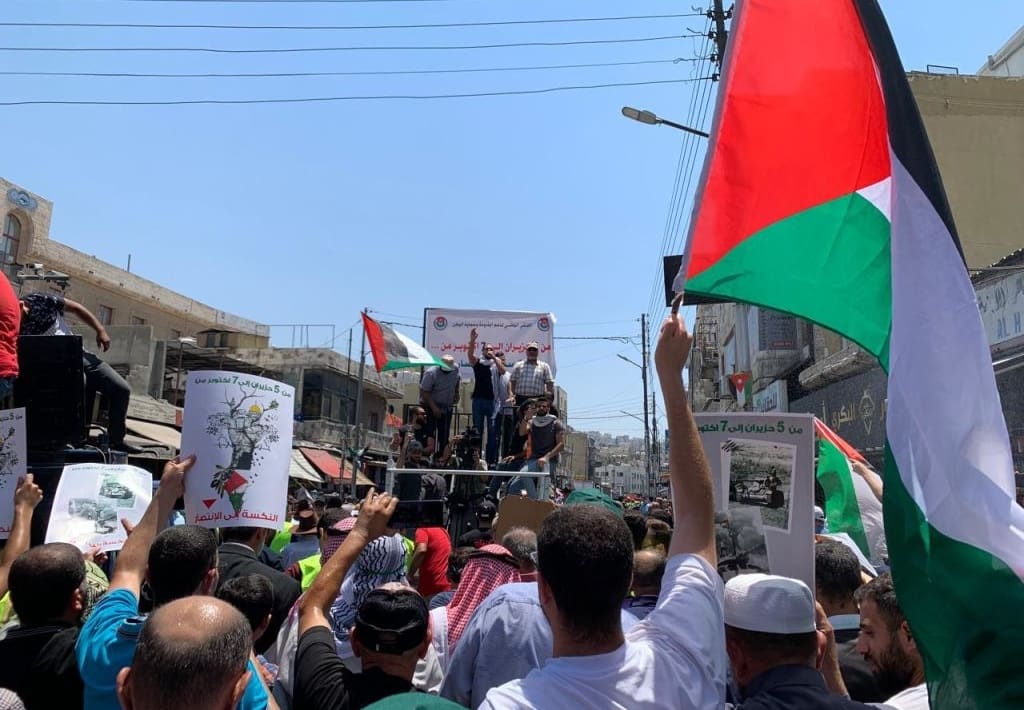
[320,516,358,565]
[445,544,521,650]
[510,360,552,397]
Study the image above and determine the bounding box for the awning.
[289,450,324,484]
[125,418,182,449]
[300,447,374,486]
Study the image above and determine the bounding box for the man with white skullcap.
[724,574,874,708]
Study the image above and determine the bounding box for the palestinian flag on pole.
[362,313,442,372]
[814,419,887,565]
[674,1,1024,706]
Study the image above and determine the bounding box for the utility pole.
[709,0,732,73]
[351,308,368,501]
[650,392,659,491]
[640,314,652,497]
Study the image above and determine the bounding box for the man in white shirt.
[480,310,727,710]
[854,573,930,710]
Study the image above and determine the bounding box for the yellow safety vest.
[270,522,296,554]
[298,554,322,591]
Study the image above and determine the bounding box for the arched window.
[1,214,21,264]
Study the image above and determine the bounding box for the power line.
[115,0,481,3]
[0,77,714,106]
[0,58,701,80]
[0,14,704,32]
[0,34,699,55]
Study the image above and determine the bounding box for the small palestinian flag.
[363,313,443,373]
[814,419,886,565]
[675,1,1024,706]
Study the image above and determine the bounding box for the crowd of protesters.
[0,313,927,710]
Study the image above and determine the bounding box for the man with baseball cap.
[509,342,553,406]
[295,491,433,710]
[724,574,873,708]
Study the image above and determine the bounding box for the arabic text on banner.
[424,308,557,378]
[45,464,152,553]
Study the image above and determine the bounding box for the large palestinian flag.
[362,313,443,372]
[675,1,1024,706]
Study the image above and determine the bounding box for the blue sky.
[0,0,1020,437]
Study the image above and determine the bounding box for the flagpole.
[351,308,368,501]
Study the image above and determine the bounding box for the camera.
[454,426,482,464]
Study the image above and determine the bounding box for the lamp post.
[621,106,710,138]
[175,336,197,407]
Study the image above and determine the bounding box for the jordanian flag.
[675,1,1024,706]
[815,419,887,565]
[363,313,443,372]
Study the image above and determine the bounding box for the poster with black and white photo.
[696,413,815,589]
[45,464,152,552]
[0,408,27,539]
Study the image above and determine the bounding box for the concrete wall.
[910,73,1024,267]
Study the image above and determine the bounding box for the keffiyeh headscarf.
[445,544,521,650]
[321,516,358,566]
[329,533,408,646]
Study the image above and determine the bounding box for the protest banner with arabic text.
[424,308,556,377]
[180,371,295,529]
[46,464,152,552]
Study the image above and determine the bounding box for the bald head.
[501,527,538,573]
[9,542,85,625]
[117,597,251,710]
[631,550,666,596]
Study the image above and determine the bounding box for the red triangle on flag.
[729,372,750,391]
[202,499,217,509]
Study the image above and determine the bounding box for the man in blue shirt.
[76,455,273,710]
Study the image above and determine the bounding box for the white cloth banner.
[180,371,295,529]
[695,413,815,590]
[0,408,27,540]
[46,464,152,552]
[424,308,557,378]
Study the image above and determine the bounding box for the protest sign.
[424,308,557,377]
[494,495,557,541]
[45,464,152,552]
[0,408,26,539]
[180,371,295,529]
[694,413,815,589]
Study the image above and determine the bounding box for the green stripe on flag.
[687,192,892,367]
[883,447,1024,709]
[817,435,870,557]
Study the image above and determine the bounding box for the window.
[131,316,146,326]
[170,329,182,340]
[97,305,114,326]
[1,214,21,265]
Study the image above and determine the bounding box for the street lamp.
[174,336,197,406]
[621,106,710,138]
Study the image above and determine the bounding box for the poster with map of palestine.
[0,408,27,539]
[693,412,815,590]
[45,464,152,552]
[180,371,295,529]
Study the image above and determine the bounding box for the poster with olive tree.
[181,371,295,528]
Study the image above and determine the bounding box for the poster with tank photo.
[722,438,796,531]
[45,464,152,552]
[694,413,815,589]
[716,505,770,581]
[0,408,27,539]
[180,371,295,529]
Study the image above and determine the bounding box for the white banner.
[424,308,557,378]
[0,408,26,539]
[695,413,815,590]
[46,464,152,552]
[180,371,295,529]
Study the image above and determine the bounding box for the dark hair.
[815,541,862,603]
[219,526,265,544]
[645,518,673,551]
[130,599,251,710]
[217,574,274,632]
[324,494,343,510]
[9,543,86,625]
[537,505,633,641]
[148,525,218,606]
[623,511,647,550]
[447,547,474,585]
[318,508,349,534]
[648,509,674,529]
[725,626,818,665]
[517,400,537,420]
[855,572,904,633]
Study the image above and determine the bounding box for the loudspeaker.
[15,335,86,451]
